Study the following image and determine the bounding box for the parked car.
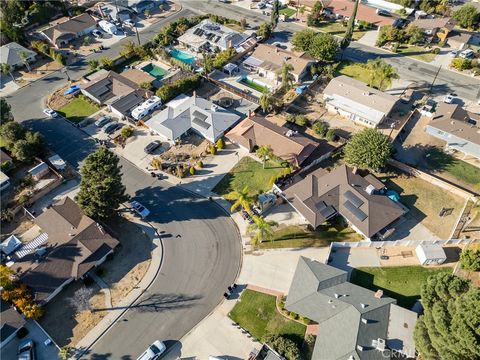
[459,49,474,59]
[443,94,455,104]
[91,29,103,38]
[258,2,266,8]
[273,42,287,49]
[95,115,111,127]
[137,340,166,360]
[144,140,162,154]
[102,121,121,134]
[449,49,458,57]
[17,339,35,360]
[131,200,150,219]
[43,108,57,118]
[124,19,135,27]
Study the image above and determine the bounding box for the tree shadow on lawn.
[56,110,84,124]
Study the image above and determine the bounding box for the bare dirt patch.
[47,82,83,109]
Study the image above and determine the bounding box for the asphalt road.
[6,8,241,359]
[182,0,480,102]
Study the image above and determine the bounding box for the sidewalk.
[74,216,163,357]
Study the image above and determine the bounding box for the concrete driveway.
[0,321,60,360]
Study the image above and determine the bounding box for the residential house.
[121,0,163,14]
[177,19,249,53]
[226,114,319,167]
[323,0,395,28]
[28,162,49,181]
[0,171,10,192]
[286,257,417,360]
[446,31,473,50]
[1,300,26,347]
[10,197,119,303]
[98,3,134,22]
[243,44,314,86]
[145,94,241,143]
[280,165,406,240]
[424,102,480,159]
[81,70,153,119]
[412,17,455,42]
[120,68,156,88]
[41,13,98,48]
[0,42,36,69]
[323,75,398,128]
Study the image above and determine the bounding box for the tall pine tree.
[75,147,128,219]
[271,0,280,29]
[340,0,359,49]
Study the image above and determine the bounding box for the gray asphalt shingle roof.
[0,42,36,67]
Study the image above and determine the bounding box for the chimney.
[248,109,254,118]
[193,90,197,98]
[374,290,383,299]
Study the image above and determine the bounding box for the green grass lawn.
[213,156,285,196]
[241,78,269,94]
[259,221,362,249]
[57,97,99,124]
[315,21,366,41]
[350,266,452,309]
[229,289,306,346]
[424,148,480,187]
[395,45,437,63]
[279,7,297,17]
[336,61,393,90]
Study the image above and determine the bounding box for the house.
[1,300,26,347]
[28,162,49,181]
[425,102,480,159]
[0,171,10,192]
[122,0,163,14]
[412,17,455,42]
[0,42,36,69]
[41,13,98,48]
[120,68,156,87]
[0,235,22,256]
[323,75,398,128]
[11,197,119,303]
[286,257,417,360]
[323,0,395,28]
[145,94,241,143]
[243,44,314,85]
[98,3,134,22]
[280,165,406,240]
[248,344,285,360]
[416,243,447,266]
[177,19,249,53]
[446,31,473,50]
[81,70,153,119]
[226,114,318,167]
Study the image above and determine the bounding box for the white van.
[99,20,118,35]
[131,96,162,120]
[137,341,166,360]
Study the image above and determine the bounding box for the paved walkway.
[89,272,112,309]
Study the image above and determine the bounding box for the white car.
[459,49,474,59]
[91,29,103,38]
[131,200,150,219]
[124,19,135,27]
[137,340,166,360]
[43,108,58,118]
[449,49,458,57]
[443,94,454,104]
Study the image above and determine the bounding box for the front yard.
[382,173,465,239]
[259,220,362,249]
[336,61,393,90]
[279,7,297,17]
[315,21,366,41]
[350,266,452,309]
[57,96,99,124]
[229,289,306,346]
[213,156,286,196]
[395,45,437,63]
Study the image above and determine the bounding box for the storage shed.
[28,162,49,180]
[416,243,447,265]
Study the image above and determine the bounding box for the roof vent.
[374,290,383,299]
[365,184,375,195]
[361,318,368,324]
[357,345,364,352]
[211,104,219,112]
[361,303,367,309]
[373,338,386,351]
[363,91,370,96]
[328,299,333,304]
[334,293,340,299]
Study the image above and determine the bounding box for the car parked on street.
[43,108,57,118]
[95,115,111,127]
[102,121,122,134]
[91,29,103,38]
[144,140,162,154]
[17,339,35,360]
[443,94,455,104]
[459,49,474,59]
[136,340,166,360]
[131,200,150,219]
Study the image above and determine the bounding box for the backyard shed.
[28,162,49,180]
[48,154,66,171]
[415,243,447,265]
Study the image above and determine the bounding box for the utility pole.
[429,65,442,93]
[134,22,141,46]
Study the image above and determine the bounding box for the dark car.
[144,140,162,154]
[102,122,121,134]
[17,339,35,360]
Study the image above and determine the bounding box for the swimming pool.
[170,48,196,66]
[141,63,168,81]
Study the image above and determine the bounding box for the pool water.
[170,48,196,66]
[141,63,168,80]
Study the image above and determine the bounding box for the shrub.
[392,42,399,53]
[1,161,12,173]
[285,113,296,123]
[312,121,328,137]
[326,128,336,141]
[294,115,308,127]
[432,47,440,54]
[156,75,201,103]
[216,138,225,150]
[55,53,66,65]
[212,47,237,69]
[208,144,217,155]
[451,58,472,70]
[18,194,30,205]
[121,126,134,139]
[189,166,196,175]
[150,157,162,170]
[176,165,185,178]
[460,249,480,271]
[264,335,302,360]
[197,160,204,168]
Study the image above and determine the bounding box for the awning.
[243,56,263,68]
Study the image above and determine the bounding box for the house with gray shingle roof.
[286,257,417,360]
[0,42,36,69]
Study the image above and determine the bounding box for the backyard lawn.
[259,221,362,249]
[57,97,99,124]
[350,266,452,309]
[383,173,465,239]
[213,156,286,196]
[424,147,480,188]
[336,61,392,90]
[229,289,306,346]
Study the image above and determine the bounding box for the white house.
[145,94,241,143]
[0,42,36,69]
[416,243,447,266]
[323,75,398,128]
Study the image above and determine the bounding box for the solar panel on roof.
[344,190,363,208]
[344,201,367,222]
[192,110,208,121]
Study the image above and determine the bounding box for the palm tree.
[202,51,214,75]
[365,58,399,91]
[1,63,15,83]
[248,215,278,246]
[87,59,99,72]
[280,61,294,89]
[259,92,275,113]
[120,40,136,57]
[256,145,274,169]
[225,186,255,214]
[18,51,31,72]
